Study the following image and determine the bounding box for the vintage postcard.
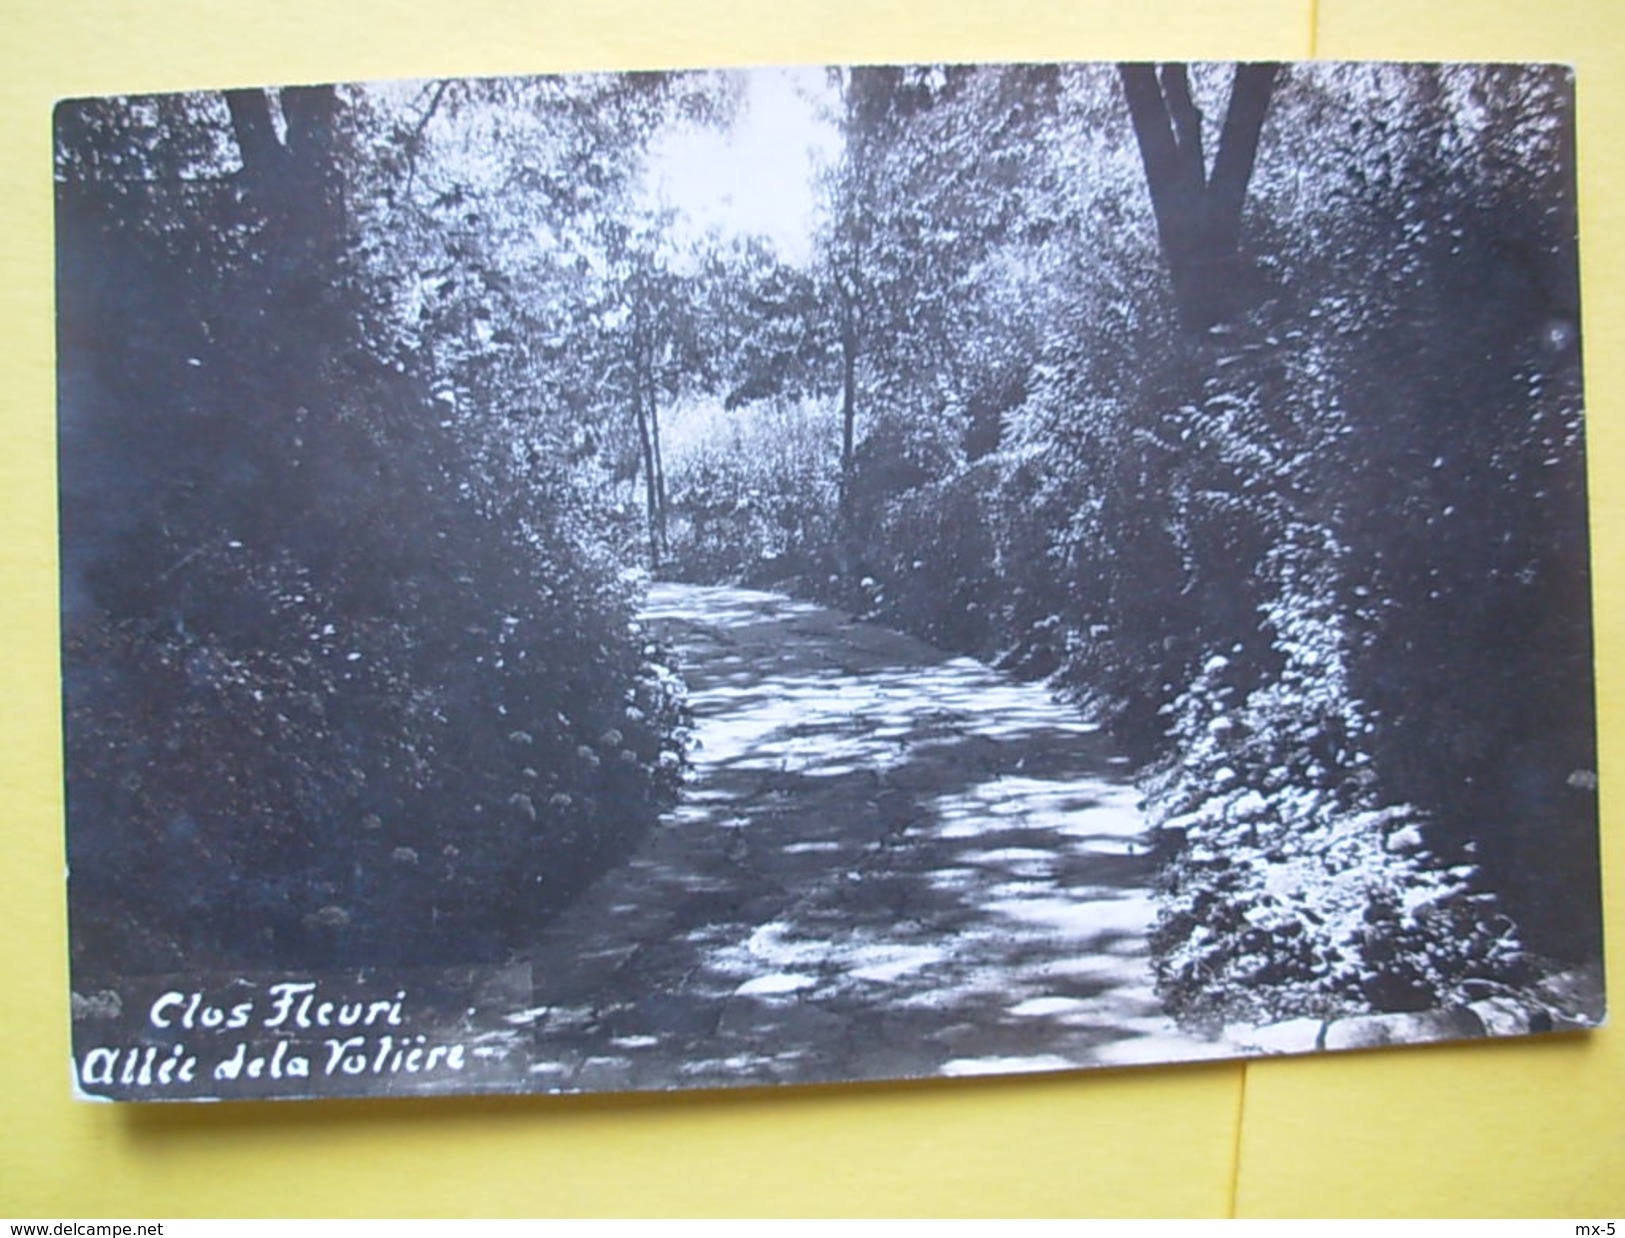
[57,61,1603,1101]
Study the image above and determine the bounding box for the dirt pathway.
[516,582,1224,1091]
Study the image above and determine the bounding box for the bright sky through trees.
[642,67,840,266]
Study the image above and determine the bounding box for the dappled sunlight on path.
[519,582,1227,1091]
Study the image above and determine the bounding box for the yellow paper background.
[0,0,1616,1217]
[1236,0,1625,1216]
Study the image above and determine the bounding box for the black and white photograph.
[57,61,1603,1101]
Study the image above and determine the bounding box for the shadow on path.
[517,583,1225,1091]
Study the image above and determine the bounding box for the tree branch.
[401,80,453,202]
[223,89,286,184]
[1207,63,1280,257]
[280,85,339,161]
[1159,64,1205,185]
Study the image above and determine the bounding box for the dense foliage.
[58,83,692,973]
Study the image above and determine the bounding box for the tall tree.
[1118,63,1279,332]
[824,67,890,540]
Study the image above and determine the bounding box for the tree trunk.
[649,366,668,567]
[224,90,288,188]
[631,338,660,569]
[838,285,857,527]
[1118,63,1279,333]
[219,85,347,554]
[225,87,340,233]
[831,66,886,567]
